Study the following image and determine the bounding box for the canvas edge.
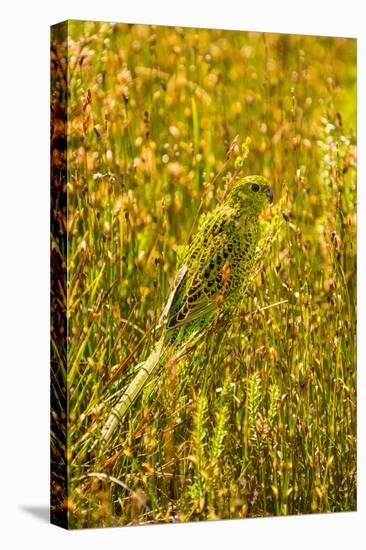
[50,19,69,530]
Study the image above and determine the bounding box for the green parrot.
[101,175,273,444]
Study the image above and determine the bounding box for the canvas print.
[50,20,356,529]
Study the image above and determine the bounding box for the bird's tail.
[100,337,167,445]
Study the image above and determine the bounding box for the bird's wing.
[166,215,233,329]
[158,264,188,328]
[167,299,217,329]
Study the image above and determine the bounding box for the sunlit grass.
[52,20,356,527]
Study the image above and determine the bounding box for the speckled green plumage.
[162,175,272,343]
[101,175,272,444]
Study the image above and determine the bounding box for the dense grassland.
[51,21,356,527]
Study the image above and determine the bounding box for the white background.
[0,0,364,548]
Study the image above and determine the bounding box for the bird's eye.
[251,183,260,192]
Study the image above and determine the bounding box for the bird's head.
[226,175,273,215]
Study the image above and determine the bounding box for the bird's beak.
[265,187,274,206]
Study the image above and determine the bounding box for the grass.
[51,20,356,528]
